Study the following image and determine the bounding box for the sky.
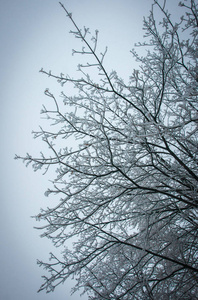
[0,0,180,299]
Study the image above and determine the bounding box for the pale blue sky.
[0,0,181,299]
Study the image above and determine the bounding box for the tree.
[16,0,198,299]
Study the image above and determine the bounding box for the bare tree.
[16,0,198,299]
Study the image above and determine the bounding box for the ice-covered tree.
[16,0,198,299]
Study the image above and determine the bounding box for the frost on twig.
[17,1,198,299]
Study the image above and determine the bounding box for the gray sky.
[0,0,179,299]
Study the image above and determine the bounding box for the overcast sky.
[0,0,181,299]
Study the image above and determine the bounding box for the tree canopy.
[16,0,198,299]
